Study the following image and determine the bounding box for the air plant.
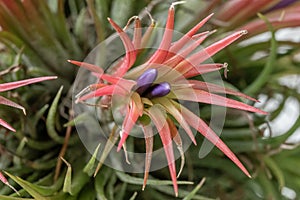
[0,0,297,199]
[69,2,267,196]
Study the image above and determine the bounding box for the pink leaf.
[188,80,259,102]
[67,60,104,74]
[171,88,267,115]
[77,85,127,102]
[108,18,137,77]
[147,105,178,196]
[0,118,15,132]
[146,5,174,64]
[0,76,57,92]
[172,100,251,178]
[167,118,185,178]
[239,12,300,37]
[168,13,214,56]
[216,0,253,21]
[175,30,248,72]
[154,97,196,145]
[0,96,26,114]
[117,97,142,151]
[164,33,209,69]
[182,63,225,78]
[0,171,20,195]
[103,75,136,90]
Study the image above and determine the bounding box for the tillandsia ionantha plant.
[0,0,299,199]
[0,75,56,193]
[70,2,267,196]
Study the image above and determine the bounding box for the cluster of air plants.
[0,0,299,199]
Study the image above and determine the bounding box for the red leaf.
[108,18,136,77]
[173,101,251,178]
[172,88,267,115]
[147,105,178,196]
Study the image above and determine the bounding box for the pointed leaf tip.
[0,119,16,132]
[240,30,248,35]
[68,60,103,74]
[172,1,186,6]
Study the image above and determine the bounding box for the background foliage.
[0,0,299,199]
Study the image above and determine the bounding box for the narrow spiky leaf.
[176,30,248,71]
[183,63,225,78]
[0,119,16,132]
[189,80,259,102]
[146,5,174,64]
[168,13,214,55]
[154,98,196,145]
[107,18,136,77]
[167,118,185,178]
[172,101,251,178]
[77,85,127,102]
[147,105,178,196]
[0,76,57,92]
[164,33,209,68]
[0,171,19,195]
[172,88,267,114]
[117,98,141,151]
[67,60,103,74]
[0,96,26,114]
[141,124,154,190]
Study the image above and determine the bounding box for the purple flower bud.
[266,0,297,12]
[135,68,158,95]
[145,82,171,99]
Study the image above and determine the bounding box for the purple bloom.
[267,0,298,12]
[145,82,171,99]
[135,68,158,95]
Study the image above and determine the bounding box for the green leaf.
[110,0,136,27]
[115,183,127,200]
[264,156,285,189]
[151,184,214,200]
[46,86,65,144]
[63,113,90,127]
[115,171,194,186]
[94,167,111,200]
[183,178,206,200]
[86,0,105,42]
[106,173,117,200]
[83,143,101,176]
[77,184,96,200]
[46,86,78,145]
[68,168,90,196]
[4,172,52,200]
[61,158,72,194]
[243,13,277,95]
[0,196,34,200]
[94,126,118,176]
[256,171,282,199]
[129,192,138,200]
